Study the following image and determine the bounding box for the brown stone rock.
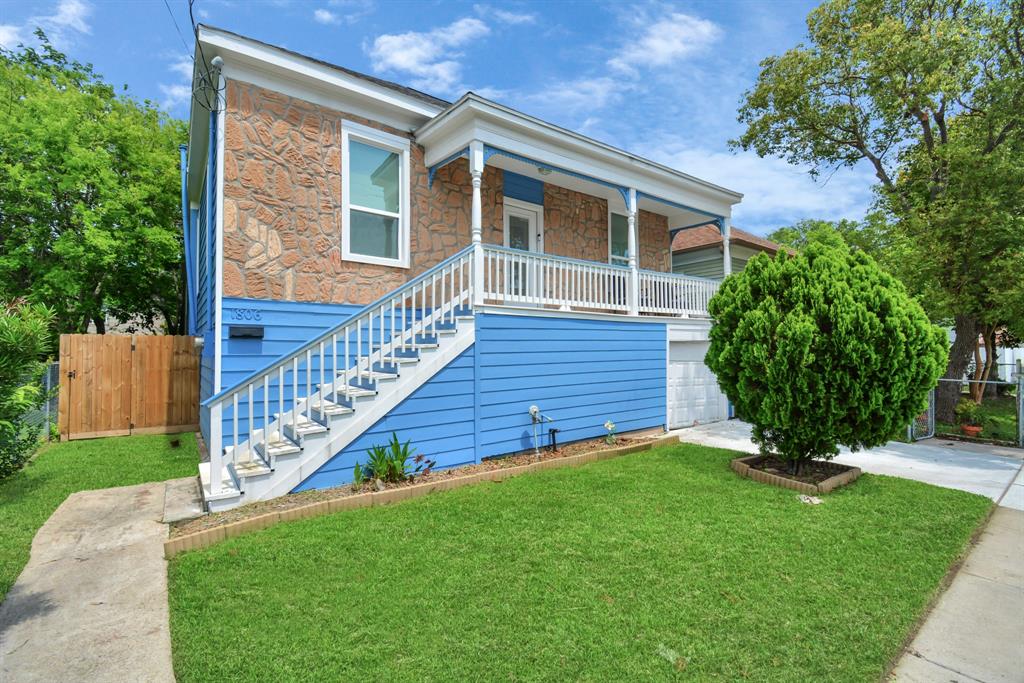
[223,262,244,297]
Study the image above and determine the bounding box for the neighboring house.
[672,223,786,279]
[180,26,744,511]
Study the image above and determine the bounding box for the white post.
[721,218,732,277]
[627,188,639,316]
[209,402,223,495]
[470,140,485,306]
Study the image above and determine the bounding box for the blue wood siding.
[503,170,544,206]
[293,346,477,491]
[476,313,666,456]
[214,297,362,445]
[294,313,668,492]
[195,181,210,334]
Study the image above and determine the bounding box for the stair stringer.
[256,318,476,501]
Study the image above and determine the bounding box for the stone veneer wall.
[222,78,671,306]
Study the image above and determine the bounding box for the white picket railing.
[637,269,718,316]
[482,245,630,313]
[201,246,474,497]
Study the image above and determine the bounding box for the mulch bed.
[170,433,655,539]
[730,453,861,495]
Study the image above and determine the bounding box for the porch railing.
[482,245,716,317]
[201,245,475,496]
[482,245,630,313]
[638,269,718,316]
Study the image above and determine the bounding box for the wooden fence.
[58,334,199,440]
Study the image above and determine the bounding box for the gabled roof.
[196,24,450,109]
[671,224,786,254]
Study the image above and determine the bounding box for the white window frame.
[341,120,411,268]
[608,208,630,266]
[502,197,545,252]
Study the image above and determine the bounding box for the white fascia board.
[418,96,743,211]
[198,26,443,132]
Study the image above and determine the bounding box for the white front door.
[503,200,543,299]
[667,341,728,428]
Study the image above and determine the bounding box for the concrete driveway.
[675,419,1024,506]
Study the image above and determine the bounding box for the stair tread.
[256,438,301,456]
[234,459,272,477]
[310,399,355,415]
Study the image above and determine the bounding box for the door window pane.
[610,213,629,262]
[509,214,531,251]
[350,210,398,260]
[349,140,399,213]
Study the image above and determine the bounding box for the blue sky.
[0,0,877,235]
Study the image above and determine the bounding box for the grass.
[937,394,1018,443]
[0,432,198,602]
[168,444,991,682]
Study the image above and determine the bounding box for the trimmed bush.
[0,300,53,479]
[706,236,946,471]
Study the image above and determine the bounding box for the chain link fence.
[910,374,1023,448]
[20,361,59,441]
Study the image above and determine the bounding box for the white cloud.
[518,76,622,118]
[474,4,536,25]
[609,11,721,75]
[158,83,192,110]
[644,142,875,234]
[0,24,24,48]
[169,57,193,79]
[38,0,92,35]
[367,17,490,95]
[313,8,341,25]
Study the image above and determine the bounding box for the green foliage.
[734,0,1024,417]
[954,399,981,427]
[706,240,947,465]
[0,32,187,336]
[351,461,364,490]
[767,216,892,263]
[0,300,53,478]
[361,433,435,484]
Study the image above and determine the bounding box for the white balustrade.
[637,269,719,316]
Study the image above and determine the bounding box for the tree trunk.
[92,315,106,335]
[936,315,977,422]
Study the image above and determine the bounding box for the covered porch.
[416,94,743,318]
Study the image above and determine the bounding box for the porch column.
[470,140,485,306]
[721,218,732,276]
[627,188,639,316]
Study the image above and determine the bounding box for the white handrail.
[637,269,718,316]
[482,245,630,313]
[204,247,474,496]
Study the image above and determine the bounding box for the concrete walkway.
[674,420,1024,503]
[0,477,201,683]
[891,506,1024,682]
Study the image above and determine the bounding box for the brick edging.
[164,435,678,559]
[730,454,861,495]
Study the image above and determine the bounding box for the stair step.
[435,321,458,332]
[309,398,355,418]
[329,382,377,398]
[255,437,302,458]
[454,305,473,319]
[233,456,272,479]
[284,415,328,440]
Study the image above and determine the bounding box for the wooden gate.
[58,334,199,440]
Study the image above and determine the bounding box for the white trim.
[608,208,629,266]
[501,197,544,252]
[214,73,226,392]
[340,121,411,269]
[477,303,713,329]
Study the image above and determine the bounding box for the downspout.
[179,143,196,336]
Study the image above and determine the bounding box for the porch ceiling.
[416,93,742,227]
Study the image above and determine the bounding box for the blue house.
[180,26,743,511]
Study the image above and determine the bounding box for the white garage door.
[667,341,728,429]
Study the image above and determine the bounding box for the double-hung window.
[341,121,410,268]
[609,212,630,266]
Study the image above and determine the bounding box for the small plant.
[604,420,617,445]
[955,399,981,427]
[351,461,364,490]
[363,433,436,484]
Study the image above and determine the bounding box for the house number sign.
[228,307,263,322]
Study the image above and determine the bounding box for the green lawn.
[168,444,990,682]
[937,395,1019,443]
[0,433,198,602]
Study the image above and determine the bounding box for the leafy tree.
[706,239,946,472]
[733,0,1024,421]
[0,300,53,478]
[767,216,892,261]
[0,32,187,336]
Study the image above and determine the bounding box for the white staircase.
[200,246,475,512]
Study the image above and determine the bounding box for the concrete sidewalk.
[891,506,1024,682]
[0,477,201,683]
